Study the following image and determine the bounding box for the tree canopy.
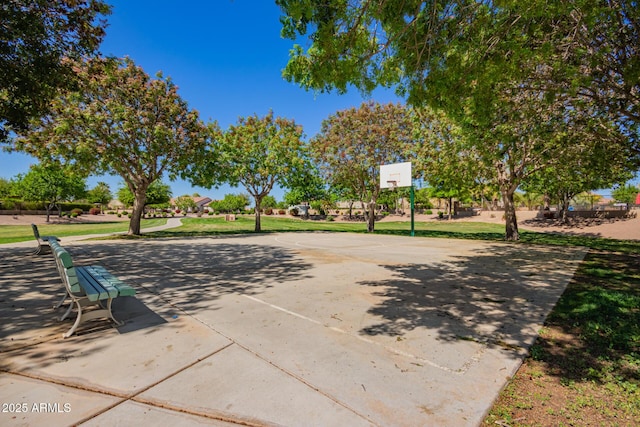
[14,56,209,235]
[192,111,306,231]
[0,0,111,142]
[16,161,86,221]
[117,180,172,209]
[277,0,639,239]
[612,184,639,205]
[311,101,414,232]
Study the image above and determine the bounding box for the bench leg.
[106,298,124,326]
[62,298,123,338]
[63,301,84,338]
[53,290,70,310]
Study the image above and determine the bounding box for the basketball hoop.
[386,180,397,190]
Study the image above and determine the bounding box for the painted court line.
[242,294,482,374]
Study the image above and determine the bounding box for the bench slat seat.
[82,266,136,298]
[49,240,136,338]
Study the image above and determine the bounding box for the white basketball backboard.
[379,162,412,189]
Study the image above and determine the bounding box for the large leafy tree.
[210,193,250,213]
[0,178,16,199]
[523,135,635,222]
[277,1,637,137]
[173,195,197,213]
[311,101,414,232]
[283,166,330,216]
[612,184,639,206]
[86,181,112,211]
[14,57,209,235]
[194,112,307,231]
[0,0,111,142]
[117,180,172,210]
[413,108,479,220]
[17,161,86,222]
[277,0,640,240]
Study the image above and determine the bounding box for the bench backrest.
[31,224,41,239]
[49,240,82,294]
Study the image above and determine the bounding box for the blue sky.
[0,1,400,201]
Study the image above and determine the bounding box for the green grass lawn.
[0,218,167,244]
[3,215,638,254]
[140,216,640,253]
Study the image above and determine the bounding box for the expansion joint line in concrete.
[188,315,382,427]
[51,251,377,425]
[1,343,271,426]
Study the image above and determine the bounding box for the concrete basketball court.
[0,232,587,426]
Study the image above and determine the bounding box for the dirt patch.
[484,251,640,426]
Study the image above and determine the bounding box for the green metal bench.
[31,223,60,255]
[49,240,136,338]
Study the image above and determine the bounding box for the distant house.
[193,197,212,212]
[170,196,212,213]
[108,199,125,211]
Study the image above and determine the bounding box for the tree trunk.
[560,193,571,224]
[254,196,262,232]
[128,190,147,235]
[367,200,376,232]
[45,202,52,223]
[502,188,519,241]
[448,196,453,220]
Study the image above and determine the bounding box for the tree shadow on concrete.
[358,244,582,354]
[0,247,170,364]
[65,238,314,316]
[0,248,70,351]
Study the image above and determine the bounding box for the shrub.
[264,208,273,215]
[117,213,122,218]
[175,209,181,214]
[71,212,78,218]
[326,215,334,222]
[71,208,83,216]
[0,200,17,210]
[89,207,101,215]
[426,209,433,215]
[290,207,299,216]
[278,209,286,215]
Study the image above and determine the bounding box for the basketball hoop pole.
[380,162,414,236]
[410,185,415,237]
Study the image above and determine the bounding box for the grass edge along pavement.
[2,215,639,424]
[483,249,640,426]
[0,218,167,244]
